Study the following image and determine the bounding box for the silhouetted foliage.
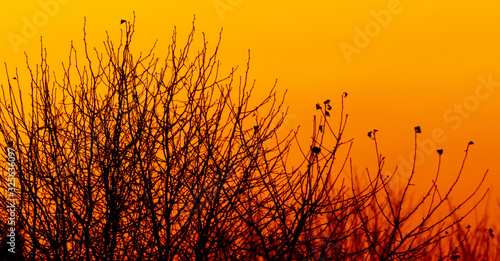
[0,16,494,260]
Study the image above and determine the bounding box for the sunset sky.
[1,0,499,221]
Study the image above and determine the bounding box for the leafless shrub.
[0,16,492,261]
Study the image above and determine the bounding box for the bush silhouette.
[0,16,495,260]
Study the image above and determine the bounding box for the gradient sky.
[1,0,499,222]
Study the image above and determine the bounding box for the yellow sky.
[1,0,499,221]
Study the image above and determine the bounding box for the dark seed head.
[312,147,321,154]
[414,126,421,133]
[437,149,443,155]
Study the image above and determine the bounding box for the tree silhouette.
[0,16,491,260]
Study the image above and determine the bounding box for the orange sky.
[1,0,499,223]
